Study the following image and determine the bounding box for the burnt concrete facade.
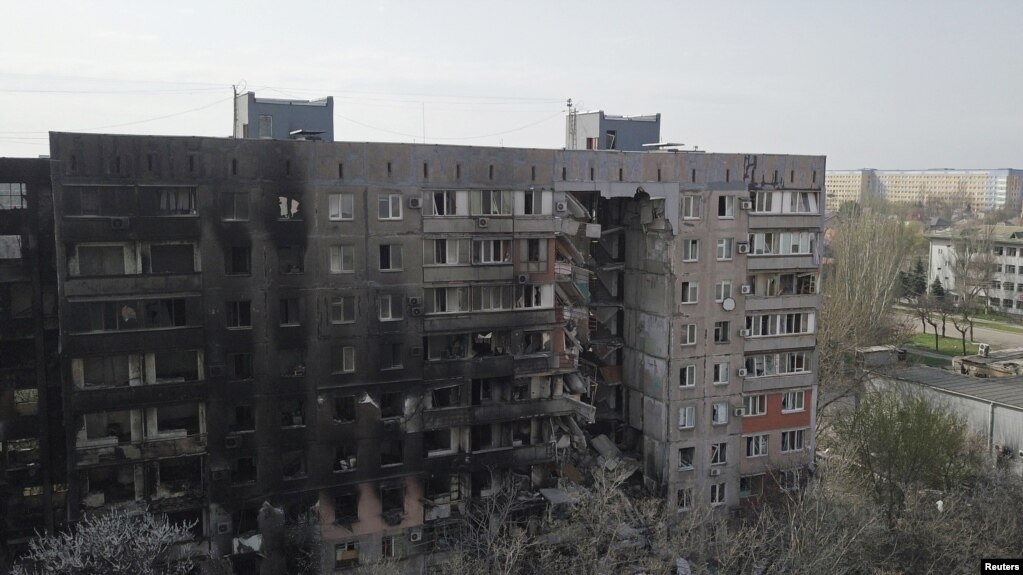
[43,133,823,572]
[0,158,62,570]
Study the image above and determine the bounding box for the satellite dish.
[722,298,736,311]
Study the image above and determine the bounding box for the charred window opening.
[279,348,306,377]
[380,392,404,419]
[334,492,359,524]
[227,353,254,380]
[80,355,132,388]
[278,246,305,274]
[82,410,132,443]
[148,457,202,499]
[380,484,404,519]
[165,509,203,539]
[74,245,126,276]
[64,186,134,216]
[380,439,403,466]
[220,191,249,221]
[81,465,135,508]
[146,243,196,274]
[14,389,38,416]
[279,297,301,326]
[147,403,200,438]
[426,333,468,361]
[154,350,199,383]
[381,343,403,370]
[334,444,357,472]
[473,331,510,357]
[331,346,356,374]
[511,380,529,402]
[71,297,194,333]
[233,506,260,536]
[231,456,257,485]
[471,424,496,451]
[512,421,531,446]
[278,195,302,220]
[472,379,495,406]
[281,450,306,480]
[426,474,456,503]
[428,386,461,409]
[226,300,251,328]
[280,398,305,427]
[522,331,551,354]
[228,405,255,433]
[334,395,356,423]
[226,246,251,275]
[425,429,455,456]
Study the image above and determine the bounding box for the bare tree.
[817,209,913,421]
[12,505,197,575]
[946,225,997,340]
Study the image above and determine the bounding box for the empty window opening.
[279,348,306,377]
[226,246,251,275]
[380,439,403,466]
[380,392,404,419]
[146,243,195,274]
[232,456,257,484]
[154,350,199,383]
[334,396,356,423]
[278,246,305,274]
[281,450,306,480]
[228,405,255,433]
[334,444,357,472]
[280,398,305,427]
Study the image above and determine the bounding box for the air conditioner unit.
[408,197,422,209]
[733,407,746,417]
[740,200,753,210]
[208,365,226,378]
[408,296,422,307]
[410,307,423,317]
[978,343,991,357]
[737,242,750,254]
[555,201,568,212]
[709,468,722,477]
[740,284,752,295]
[110,217,130,230]
[215,521,231,535]
[737,368,748,377]
[225,435,242,449]
[477,217,490,228]
[408,528,423,543]
[739,328,752,338]
[517,274,529,284]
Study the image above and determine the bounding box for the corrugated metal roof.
[888,365,1023,409]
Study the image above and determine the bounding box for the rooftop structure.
[233,91,334,141]
[566,110,661,151]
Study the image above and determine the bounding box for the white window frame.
[682,239,699,262]
[330,295,356,324]
[473,239,512,264]
[746,434,769,458]
[379,244,403,271]
[328,192,354,221]
[329,245,355,274]
[378,193,402,220]
[718,195,735,218]
[680,364,695,387]
[781,429,805,453]
[677,487,693,511]
[340,346,356,373]
[715,280,732,302]
[425,190,458,216]
[378,294,403,321]
[781,390,805,413]
[678,405,695,429]
[710,442,727,465]
[710,482,726,506]
[712,362,729,385]
[681,324,697,346]
[681,195,701,220]
[711,402,729,426]
[716,238,733,261]
[744,394,767,416]
[681,281,698,304]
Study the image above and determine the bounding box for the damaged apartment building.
[14,132,823,572]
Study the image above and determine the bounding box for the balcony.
[742,372,815,393]
[423,396,595,430]
[423,309,556,334]
[470,443,555,468]
[63,327,204,356]
[63,273,202,298]
[744,294,819,312]
[743,334,816,353]
[746,254,818,272]
[423,265,514,283]
[61,216,201,242]
[71,380,208,414]
[75,434,207,467]
[747,214,821,230]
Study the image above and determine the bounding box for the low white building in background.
[927,225,1023,317]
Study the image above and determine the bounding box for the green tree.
[834,389,978,527]
[929,277,945,300]
[909,258,928,299]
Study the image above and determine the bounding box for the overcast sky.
[2,0,1021,169]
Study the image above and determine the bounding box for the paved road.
[897,313,1023,350]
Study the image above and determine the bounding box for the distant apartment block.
[928,225,1023,317]
[825,168,1023,213]
[13,133,825,572]
[233,91,334,141]
[566,110,661,151]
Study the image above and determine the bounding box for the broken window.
[710,482,726,505]
[280,297,301,326]
[425,429,455,456]
[334,498,359,525]
[426,333,469,361]
[226,246,251,275]
[604,130,617,150]
[334,542,359,569]
[471,190,512,215]
[228,353,253,380]
[148,457,202,499]
[380,392,404,419]
[14,388,38,416]
[713,321,730,343]
[65,186,133,216]
[330,295,356,324]
[280,349,306,377]
[781,429,805,452]
[154,350,199,383]
[380,484,404,519]
[380,439,403,466]
[426,474,456,503]
[472,285,513,311]
[746,434,769,457]
[80,355,134,388]
[718,195,735,218]
[278,245,305,274]
[678,447,695,469]
[81,465,136,508]
[82,410,132,443]
[472,379,494,406]
[147,403,200,438]
[682,239,699,262]
[76,245,127,276]
[471,424,494,451]
[679,365,695,387]
[428,386,461,409]
[379,244,403,271]
[522,331,551,354]
[228,405,255,433]
[680,281,698,304]
[677,487,693,511]
[511,380,529,402]
[146,243,195,274]
[710,442,727,465]
[381,343,403,370]
[334,396,356,423]
[334,444,358,472]
[280,398,305,427]
[512,421,531,445]
[232,456,257,484]
[522,189,543,215]
[281,450,306,480]
[0,183,27,210]
[278,195,302,220]
[220,192,249,221]
[712,403,729,425]
[427,287,468,314]
[426,238,469,265]
[780,468,802,491]
[143,298,188,328]
[525,238,546,262]
[516,284,543,308]
[426,191,457,216]
[740,474,765,497]
[226,300,251,328]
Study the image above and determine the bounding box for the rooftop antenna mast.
[567,98,576,150]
